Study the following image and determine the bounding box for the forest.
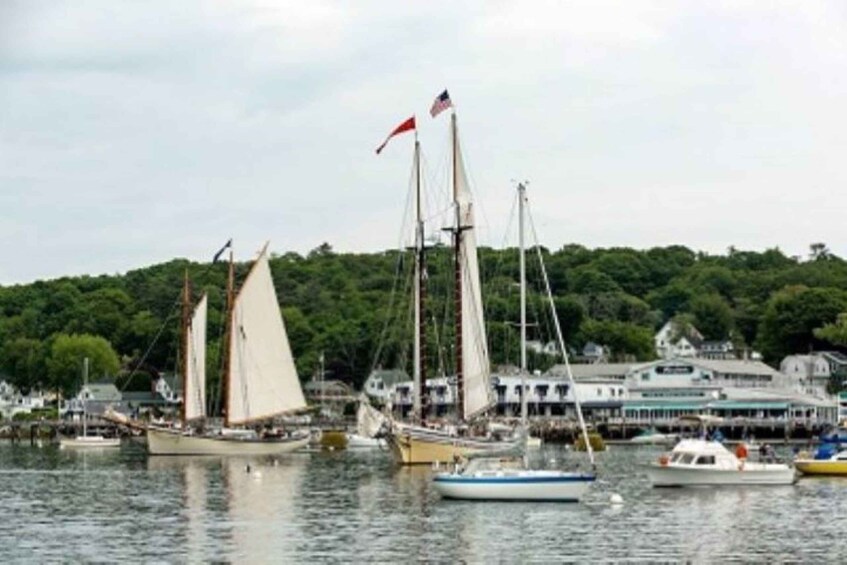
[2,241,847,398]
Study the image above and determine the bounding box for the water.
[1,441,846,563]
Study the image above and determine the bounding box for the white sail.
[453,118,493,419]
[184,294,208,421]
[227,246,306,425]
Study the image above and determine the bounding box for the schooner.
[147,244,310,455]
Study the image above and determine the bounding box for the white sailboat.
[385,110,518,464]
[147,245,310,455]
[59,357,121,449]
[432,183,596,501]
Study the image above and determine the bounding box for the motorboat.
[795,442,847,476]
[645,439,796,486]
[432,455,595,502]
[629,428,679,446]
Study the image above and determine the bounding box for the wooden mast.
[452,111,464,422]
[180,269,191,426]
[412,133,427,422]
[222,249,235,428]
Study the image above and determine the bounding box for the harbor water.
[1,441,846,562]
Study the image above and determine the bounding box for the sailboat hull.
[387,426,513,465]
[147,427,309,456]
[59,436,121,449]
[433,472,595,501]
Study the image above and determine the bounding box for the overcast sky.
[2,1,846,284]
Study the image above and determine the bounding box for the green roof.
[624,403,706,412]
[711,401,789,410]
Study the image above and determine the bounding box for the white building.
[0,381,47,419]
[654,321,704,359]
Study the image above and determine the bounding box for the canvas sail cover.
[454,123,493,420]
[228,248,306,424]
[184,294,207,421]
[356,396,387,438]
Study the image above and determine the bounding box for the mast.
[222,249,235,428]
[180,270,191,426]
[452,111,465,422]
[82,357,89,437]
[412,134,427,422]
[519,183,528,427]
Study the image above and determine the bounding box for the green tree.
[46,334,120,395]
[0,337,47,392]
[756,286,847,362]
[814,313,847,347]
[689,294,734,340]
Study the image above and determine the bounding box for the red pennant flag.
[375,116,416,155]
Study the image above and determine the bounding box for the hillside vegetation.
[2,242,847,397]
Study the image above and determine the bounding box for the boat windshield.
[678,453,696,465]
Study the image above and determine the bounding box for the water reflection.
[1,443,847,562]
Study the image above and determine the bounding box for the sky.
[2,1,847,285]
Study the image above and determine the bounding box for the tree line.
[2,242,847,397]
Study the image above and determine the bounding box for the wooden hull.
[387,426,512,465]
[795,459,847,476]
[147,428,309,456]
[433,472,595,501]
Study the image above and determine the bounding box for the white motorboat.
[645,439,796,486]
[629,428,679,445]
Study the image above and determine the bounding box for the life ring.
[659,454,670,466]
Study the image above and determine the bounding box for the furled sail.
[356,395,387,438]
[453,119,493,420]
[227,246,306,424]
[184,294,207,421]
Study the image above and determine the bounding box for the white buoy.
[610,493,623,505]
[253,470,263,480]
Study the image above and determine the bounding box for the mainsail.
[227,246,306,425]
[184,294,207,421]
[453,116,493,420]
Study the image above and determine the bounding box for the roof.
[83,383,121,402]
[366,369,411,387]
[546,363,634,380]
[160,375,183,393]
[631,358,782,378]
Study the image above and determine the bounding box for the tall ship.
[147,244,310,455]
[383,99,516,464]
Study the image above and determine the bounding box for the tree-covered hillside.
[2,242,847,397]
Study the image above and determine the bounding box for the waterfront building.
[780,351,847,397]
[655,320,703,359]
[0,381,47,419]
[362,369,410,403]
[623,358,837,424]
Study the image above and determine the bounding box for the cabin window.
[695,455,715,465]
[679,454,695,464]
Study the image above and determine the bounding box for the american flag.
[429,89,453,117]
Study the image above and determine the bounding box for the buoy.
[252,470,263,479]
[610,493,623,505]
[245,464,251,473]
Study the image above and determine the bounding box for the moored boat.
[629,428,679,446]
[59,358,121,450]
[147,245,309,456]
[645,439,796,487]
[432,182,596,502]
[795,442,847,476]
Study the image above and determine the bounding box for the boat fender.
[658,454,669,466]
[738,461,745,471]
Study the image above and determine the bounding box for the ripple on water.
[1,442,847,562]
